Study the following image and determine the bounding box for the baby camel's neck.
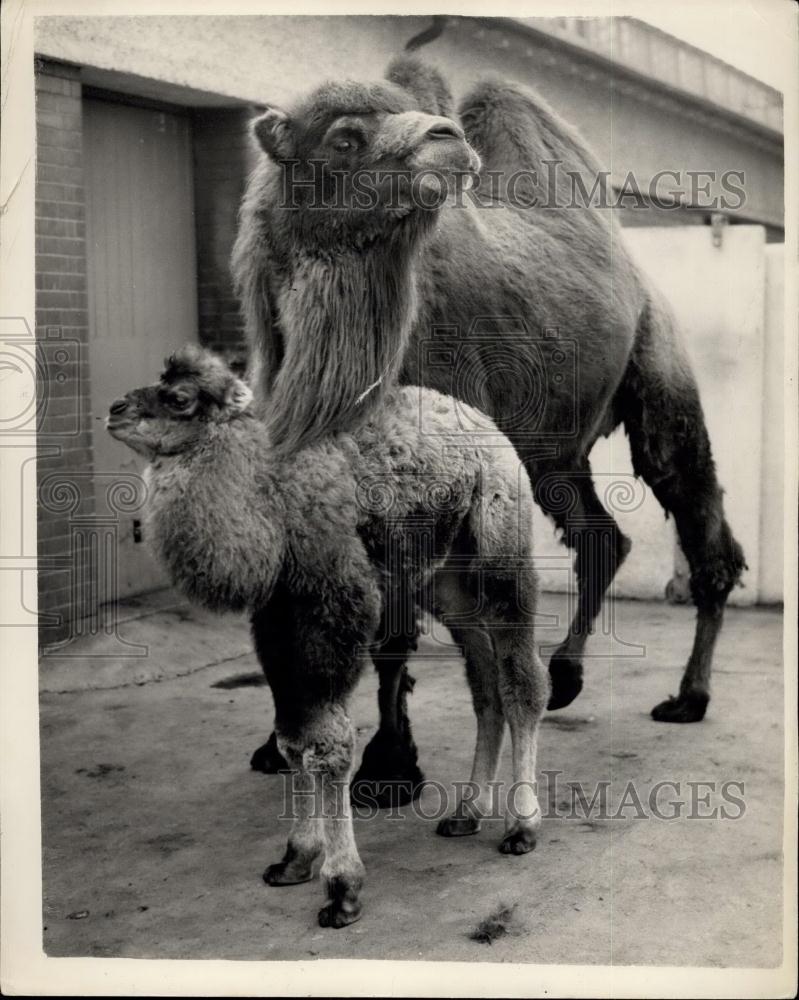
[146,419,284,612]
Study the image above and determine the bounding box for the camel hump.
[458,75,607,193]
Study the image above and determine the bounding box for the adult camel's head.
[232,56,481,458]
[250,57,480,244]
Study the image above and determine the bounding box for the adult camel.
[232,55,745,802]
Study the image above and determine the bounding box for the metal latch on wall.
[710,211,728,248]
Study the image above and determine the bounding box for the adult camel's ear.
[251,108,295,160]
[385,55,454,119]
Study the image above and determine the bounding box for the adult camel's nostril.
[425,120,465,142]
[109,398,129,416]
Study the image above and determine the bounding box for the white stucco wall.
[34,15,426,107]
[758,245,785,604]
[535,225,783,607]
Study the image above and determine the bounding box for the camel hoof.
[651,691,709,723]
[318,899,362,928]
[436,815,480,837]
[263,860,314,886]
[547,652,583,711]
[318,875,363,928]
[351,730,425,809]
[499,827,537,855]
[250,732,289,774]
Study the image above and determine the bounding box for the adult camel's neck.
[261,224,423,458]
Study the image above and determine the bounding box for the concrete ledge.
[40,590,252,694]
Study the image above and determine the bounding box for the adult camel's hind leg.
[618,302,746,722]
[531,460,632,711]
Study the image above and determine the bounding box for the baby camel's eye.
[167,393,193,412]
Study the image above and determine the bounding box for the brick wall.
[34,76,258,644]
[192,107,256,369]
[35,58,95,646]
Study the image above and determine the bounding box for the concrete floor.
[39,590,784,965]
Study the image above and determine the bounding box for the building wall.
[33,15,784,231]
[35,59,95,644]
[191,107,256,365]
[758,245,785,603]
[35,64,258,643]
[32,19,785,640]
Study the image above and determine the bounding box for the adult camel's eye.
[328,129,364,154]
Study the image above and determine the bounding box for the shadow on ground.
[39,590,784,965]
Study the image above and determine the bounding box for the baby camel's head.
[106,345,253,459]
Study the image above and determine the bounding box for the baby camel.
[107,345,549,929]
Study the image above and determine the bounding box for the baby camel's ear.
[251,107,295,161]
[224,378,253,416]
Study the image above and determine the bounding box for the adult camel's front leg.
[250,661,423,794]
[250,728,288,774]
[350,604,424,809]
[252,591,425,809]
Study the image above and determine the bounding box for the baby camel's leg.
[436,557,548,852]
[433,568,505,837]
[436,621,505,837]
[252,571,379,928]
[263,746,323,886]
[494,632,547,854]
[488,564,549,855]
[273,704,365,928]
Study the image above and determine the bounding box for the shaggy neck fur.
[268,230,423,456]
[145,415,286,612]
[234,160,435,458]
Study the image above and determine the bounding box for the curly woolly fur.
[108,345,549,928]
[233,55,745,733]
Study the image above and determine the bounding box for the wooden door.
[84,96,198,598]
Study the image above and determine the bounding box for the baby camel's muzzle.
[106,395,140,434]
[109,398,129,416]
